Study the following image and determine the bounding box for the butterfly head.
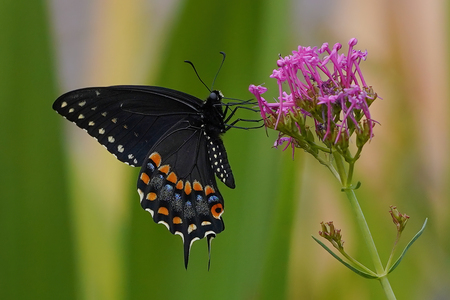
[201,90,226,134]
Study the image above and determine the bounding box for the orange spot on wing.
[193,181,203,191]
[176,180,183,190]
[167,172,177,184]
[205,185,215,196]
[184,181,192,195]
[158,165,170,174]
[173,216,182,224]
[188,224,197,234]
[211,203,224,219]
[147,192,157,201]
[158,207,169,216]
[150,152,161,167]
[140,173,150,185]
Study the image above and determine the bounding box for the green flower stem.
[325,161,341,183]
[332,151,348,186]
[346,147,362,184]
[385,232,401,271]
[316,155,340,182]
[379,276,396,300]
[343,188,396,300]
[344,189,382,271]
[347,162,355,186]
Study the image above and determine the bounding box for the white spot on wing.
[108,136,115,143]
[158,220,170,230]
[88,121,95,126]
[189,237,200,249]
[99,128,105,134]
[175,231,185,243]
[78,114,85,119]
[145,208,154,217]
[78,101,86,107]
[138,188,144,202]
[204,230,216,238]
[118,145,124,152]
[61,101,67,108]
[68,108,74,113]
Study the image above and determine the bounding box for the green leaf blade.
[388,218,428,274]
[312,236,378,279]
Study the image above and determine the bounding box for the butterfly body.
[53,85,235,268]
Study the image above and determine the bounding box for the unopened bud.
[389,206,410,233]
[319,221,345,250]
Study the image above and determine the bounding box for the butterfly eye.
[209,92,217,101]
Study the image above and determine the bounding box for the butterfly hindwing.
[137,120,225,268]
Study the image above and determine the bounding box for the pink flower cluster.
[250,38,377,149]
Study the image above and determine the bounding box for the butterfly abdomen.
[205,133,235,189]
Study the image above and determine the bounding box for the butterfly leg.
[225,118,264,130]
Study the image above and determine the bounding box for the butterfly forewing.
[53,86,201,166]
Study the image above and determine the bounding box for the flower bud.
[319,221,345,250]
[389,206,410,233]
[356,120,373,148]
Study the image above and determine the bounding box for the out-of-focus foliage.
[0,0,76,298]
[1,0,449,299]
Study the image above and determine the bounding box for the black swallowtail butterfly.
[52,57,257,268]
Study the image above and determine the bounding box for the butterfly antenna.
[211,52,226,90]
[184,60,211,92]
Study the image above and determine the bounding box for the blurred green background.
[1,0,449,299]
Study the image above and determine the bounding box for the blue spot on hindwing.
[160,184,174,201]
[147,162,155,172]
[208,195,220,203]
